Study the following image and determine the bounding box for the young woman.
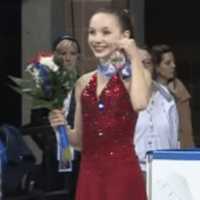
[53,34,81,198]
[50,8,151,200]
[151,44,194,148]
[53,34,80,72]
[52,34,80,120]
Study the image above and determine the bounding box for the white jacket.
[134,83,179,172]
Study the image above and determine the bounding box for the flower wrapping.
[55,125,74,172]
[9,51,77,172]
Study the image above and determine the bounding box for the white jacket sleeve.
[168,103,180,148]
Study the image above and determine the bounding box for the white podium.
[146,149,200,200]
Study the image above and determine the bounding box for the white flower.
[25,55,59,88]
[25,64,41,88]
[26,64,40,78]
[39,56,59,72]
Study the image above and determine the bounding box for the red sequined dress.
[75,73,147,200]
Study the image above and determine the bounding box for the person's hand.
[49,108,66,128]
[117,38,138,60]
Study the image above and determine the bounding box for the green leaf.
[8,85,25,96]
[9,75,32,87]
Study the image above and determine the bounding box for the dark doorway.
[145,0,200,146]
[0,1,21,126]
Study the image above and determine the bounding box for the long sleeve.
[178,100,194,148]
[168,103,180,148]
[172,78,194,148]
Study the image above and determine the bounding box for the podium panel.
[146,149,200,200]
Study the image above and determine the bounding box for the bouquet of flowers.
[9,51,77,171]
[9,52,77,109]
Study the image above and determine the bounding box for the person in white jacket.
[134,47,179,174]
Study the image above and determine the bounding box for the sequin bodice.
[76,73,147,200]
[81,73,138,162]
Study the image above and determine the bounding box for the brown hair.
[151,44,172,66]
[90,7,135,39]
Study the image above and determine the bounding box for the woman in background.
[134,46,179,177]
[53,34,81,199]
[151,44,194,148]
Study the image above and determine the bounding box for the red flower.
[28,51,53,65]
